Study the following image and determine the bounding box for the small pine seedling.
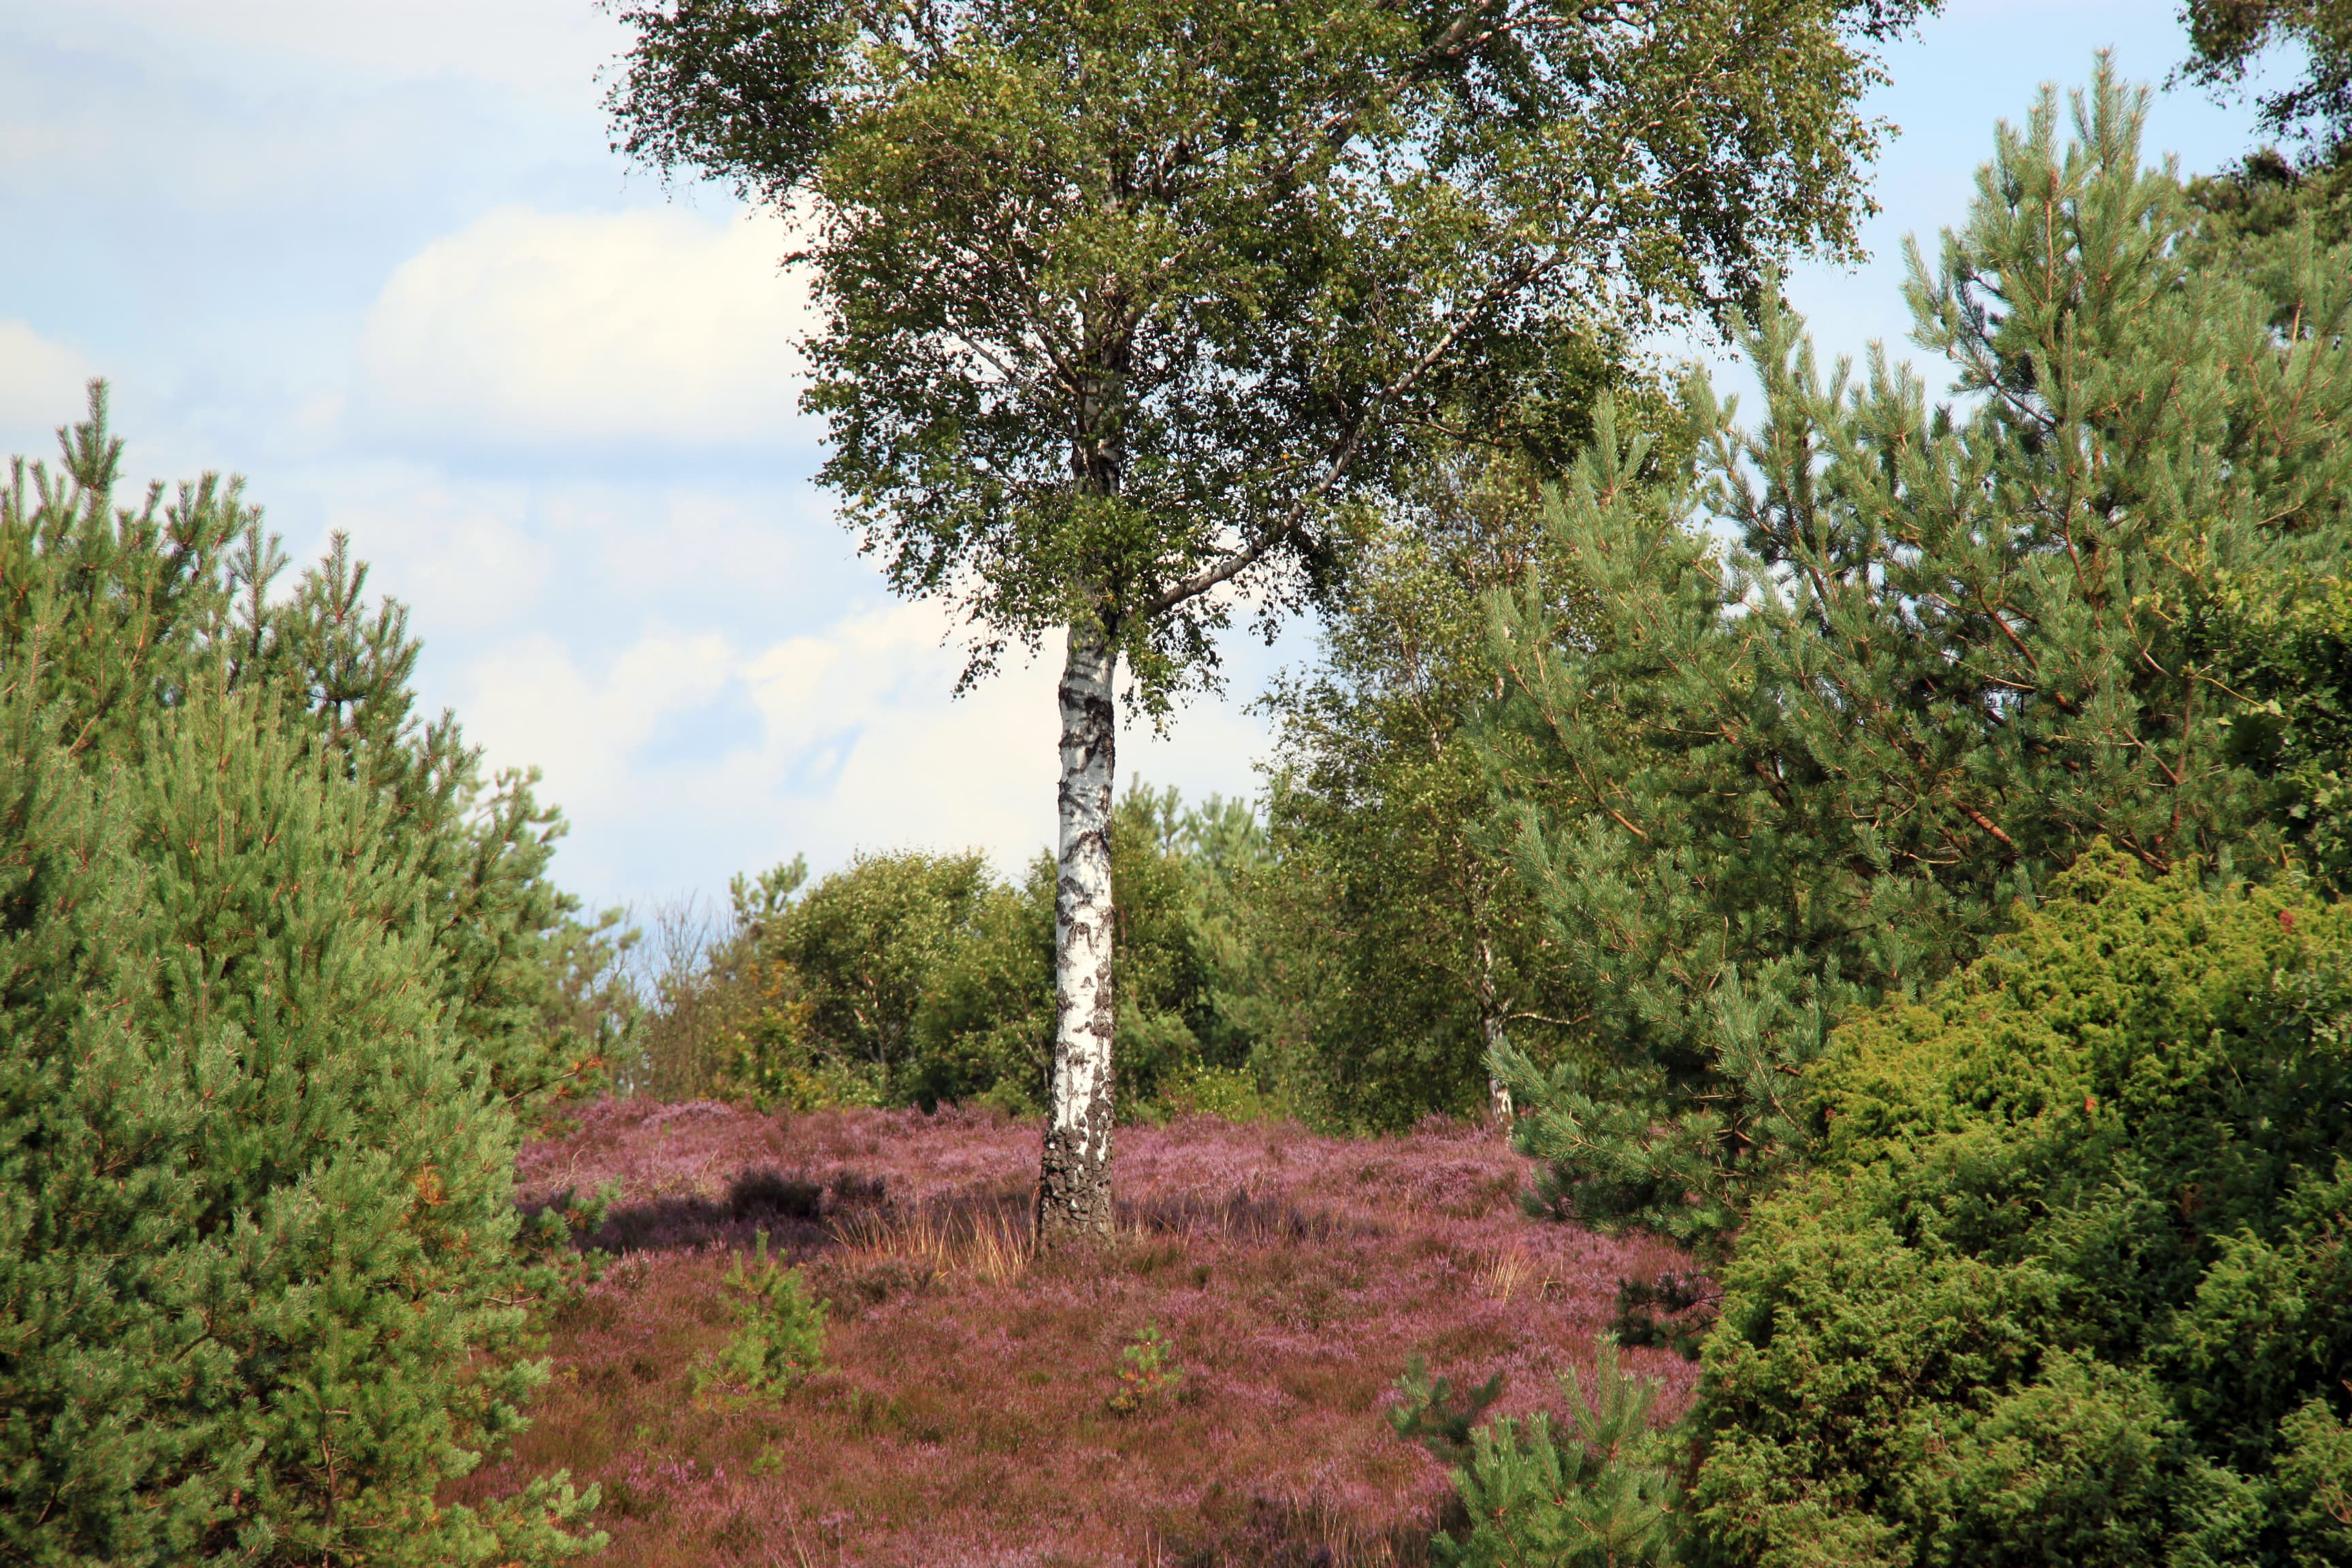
[694,1232,828,1405]
[1390,1356,1506,1466]
[1109,1324,1186,1414]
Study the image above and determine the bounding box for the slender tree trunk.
[1475,935,1514,1128]
[1481,1012,1514,1126]
[1038,623,1117,1243]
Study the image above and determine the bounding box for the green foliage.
[1682,852,2352,1568]
[1487,63,2352,1253]
[706,784,1291,1117]
[536,905,644,1096]
[706,846,1041,1110]
[607,0,1923,707]
[0,393,611,1116]
[2210,570,2352,896]
[773,847,1001,1099]
[1106,785,1288,1111]
[906,855,1057,1113]
[694,1237,828,1404]
[1152,1064,1276,1123]
[0,395,600,1563]
[1390,1357,1507,1467]
[2278,1400,2352,1566]
[2178,0,2352,159]
[1108,1324,1185,1415]
[1263,449,1604,1130]
[1426,1345,1681,1568]
[1609,1273,1715,1362]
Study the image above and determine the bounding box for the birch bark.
[1476,935,1514,1128]
[1037,623,1118,1241]
[1481,1012,1515,1126]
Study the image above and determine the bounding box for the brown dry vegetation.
[455,1101,1697,1567]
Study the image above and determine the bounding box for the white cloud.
[322,468,553,634]
[450,595,1279,905]
[356,206,817,450]
[0,319,95,459]
[738,600,1061,858]
[465,625,736,818]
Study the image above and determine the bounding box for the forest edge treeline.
[6,3,2352,1564]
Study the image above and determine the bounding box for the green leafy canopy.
[608,0,1933,701]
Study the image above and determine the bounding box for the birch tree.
[607,0,1927,1243]
[1264,451,1601,1132]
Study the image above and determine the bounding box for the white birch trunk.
[1477,935,1514,1128]
[1482,1012,1515,1127]
[1037,623,1117,1241]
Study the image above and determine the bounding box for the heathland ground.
[458,1104,1693,1567]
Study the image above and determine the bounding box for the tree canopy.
[610,0,1929,698]
[1486,61,2352,1252]
[609,0,1938,1238]
[2178,0,2352,159]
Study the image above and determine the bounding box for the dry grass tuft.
[1474,1247,1538,1302]
[828,1203,1032,1287]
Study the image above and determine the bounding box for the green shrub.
[693,1237,828,1404]
[907,858,1056,1111]
[2210,569,2352,897]
[1683,849,2352,1568]
[1151,1063,1277,1122]
[713,783,1286,1116]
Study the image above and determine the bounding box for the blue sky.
[0,0,2281,912]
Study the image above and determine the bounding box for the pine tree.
[0,395,602,1564]
[1395,1344,1680,1568]
[1485,61,2352,1252]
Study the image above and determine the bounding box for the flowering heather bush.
[461,1100,1696,1566]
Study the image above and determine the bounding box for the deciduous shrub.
[707,785,1290,1117]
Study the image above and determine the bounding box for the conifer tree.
[608,0,1927,1240]
[0,389,622,1111]
[0,396,602,1565]
[1485,62,2352,1252]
